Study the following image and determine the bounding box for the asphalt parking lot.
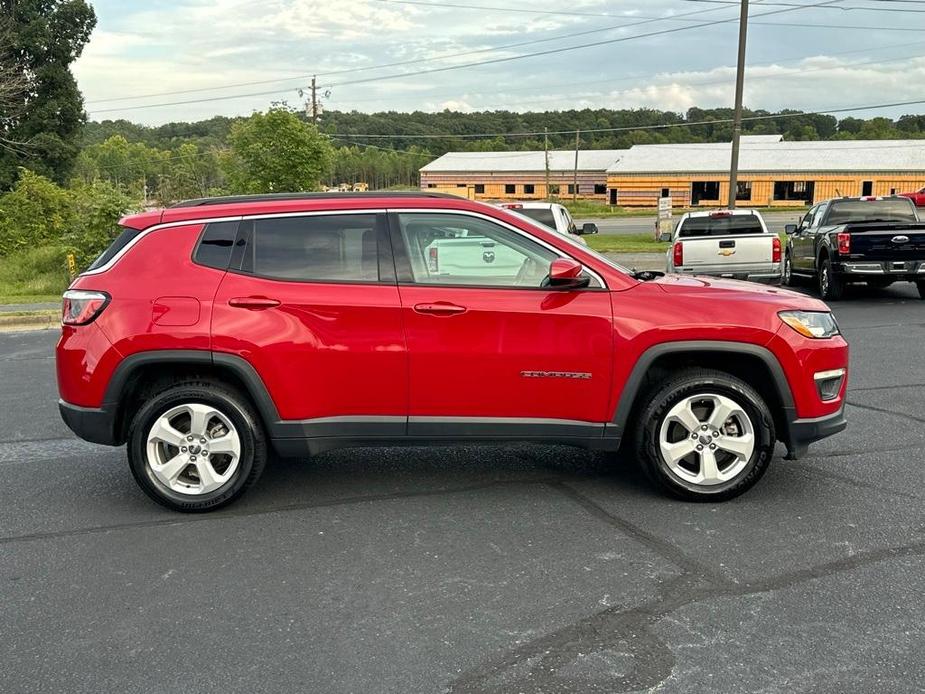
[2,283,923,693]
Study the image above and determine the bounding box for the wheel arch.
[104,350,280,444]
[610,341,795,448]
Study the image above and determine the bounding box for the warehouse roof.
[420,149,626,173]
[607,139,925,174]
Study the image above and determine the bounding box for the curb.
[0,311,60,332]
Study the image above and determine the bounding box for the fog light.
[814,368,846,401]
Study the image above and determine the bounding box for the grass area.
[0,246,70,304]
[586,233,669,254]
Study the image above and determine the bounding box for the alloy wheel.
[145,402,241,495]
[658,393,755,487]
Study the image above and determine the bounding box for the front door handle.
[228,296,280,310]
[413,302,467,316]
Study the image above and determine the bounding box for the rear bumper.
[59,399,121,446]
[675,265,781,284]
[784,406,847,460]
[837,260,925,277]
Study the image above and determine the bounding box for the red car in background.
[899,187,925,207]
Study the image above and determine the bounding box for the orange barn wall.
[420,171,608,201]
[606,173,925,208]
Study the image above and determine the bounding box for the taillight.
[772,236,781,263]
[673,241,683,267]
[837,232,851,255]
[428,246,439,273]
[62,290,110,326]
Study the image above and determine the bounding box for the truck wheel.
[634,368,775,501]
[782,252,796,286]
[127,380,267,512]
[818,257,845,301]
[916,280,925,300]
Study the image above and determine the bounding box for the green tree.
[0,0,97,190]
[224,107,334,194]
[0,167,74,254]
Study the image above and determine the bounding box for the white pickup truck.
[497,202,598,245]
[663,209,782,284]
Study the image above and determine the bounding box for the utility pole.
[727,0,749,209]
[573,130,580,203]
[544,127,551,200]
[310,75,319,124]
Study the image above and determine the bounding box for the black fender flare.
[103,350,281,439]
[606,340,796,445]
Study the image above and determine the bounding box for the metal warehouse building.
[607,135,925,208]
[419,149,625,201]
[420,135,925,208]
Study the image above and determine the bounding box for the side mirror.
[784,224,797,235]
[658,232,672,242]
[546,258,590,290]
[579,222,599,235]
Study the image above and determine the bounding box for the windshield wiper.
[631,269,664,281]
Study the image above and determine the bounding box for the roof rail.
[168,191,461,208]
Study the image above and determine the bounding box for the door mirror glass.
[546,258,590,290]
[784,224,798,235]
[658,232,673,242]
[579,222,599,235]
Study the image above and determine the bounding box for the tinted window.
[249,214,381,282]
[825,199,918,224]
[194,221,238,270]
[86,226,142,271]
[517,208,556,229]
[397,213,559,288]
[678,215,764,237]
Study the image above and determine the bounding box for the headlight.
[779,310,840,339]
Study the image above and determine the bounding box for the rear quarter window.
[194,221,239,270]
[85,227,143,272]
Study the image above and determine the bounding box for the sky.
[73,0,925,126]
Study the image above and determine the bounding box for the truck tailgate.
[845,222,925,261]
[679,234,776,269]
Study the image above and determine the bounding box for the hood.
[653,273,829,312]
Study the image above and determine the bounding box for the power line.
[87,0,841,115]
[325,37,925,107]
[86,3,738,106]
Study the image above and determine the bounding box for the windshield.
[677,215,764,237]
[516,208,557,229]
[825,199,918,224]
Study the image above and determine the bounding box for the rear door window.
[677,215,764,237]
[242,214,383,282]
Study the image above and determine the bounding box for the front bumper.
[59,399,121,446]
[784,405,847,460]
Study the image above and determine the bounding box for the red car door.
[211,212,407,433]
[389,210,614,440]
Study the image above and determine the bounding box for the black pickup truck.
[783,196,925,300]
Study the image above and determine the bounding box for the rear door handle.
[413,302,467,316]
[228,296,280,310]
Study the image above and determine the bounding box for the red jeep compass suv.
[57,193,848,511]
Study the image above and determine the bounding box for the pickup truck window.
[677,216,764,237]
[825,199,918,225]
[517,208,556,229]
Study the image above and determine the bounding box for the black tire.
[782,251,797,287]
[634,368,775,502]
[866,279,893,290]
[916,280,925,300]
[127,380,267,512]
[818,256,845,301]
